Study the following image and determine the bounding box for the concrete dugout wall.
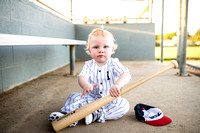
[0,0,74,92]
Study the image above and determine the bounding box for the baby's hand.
[110,84,121,97]
[81,83,98,98]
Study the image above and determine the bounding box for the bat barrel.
[52,95,116,131]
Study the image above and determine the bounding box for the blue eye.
[94,46,98,49]
[104,46,109,48]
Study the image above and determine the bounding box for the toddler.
[48,28,131,127]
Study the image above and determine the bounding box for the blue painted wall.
[75,24,155,60]
[0,0,74,92]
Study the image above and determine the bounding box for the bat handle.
[120,60,178,96]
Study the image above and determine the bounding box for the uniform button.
[99,70,101,72]
[100,82,103,85]
[100,92,102,94]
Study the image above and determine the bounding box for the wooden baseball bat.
[52,60,178,131]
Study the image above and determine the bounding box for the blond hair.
[86,28,118,54]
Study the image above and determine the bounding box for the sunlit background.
[33,0,200,67]
[36,0,200,35]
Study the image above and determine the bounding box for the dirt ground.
[0,61,200,133]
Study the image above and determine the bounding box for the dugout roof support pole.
[178,0,188,76]
[177,0,182,66]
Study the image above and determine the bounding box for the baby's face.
[89,35,113,66]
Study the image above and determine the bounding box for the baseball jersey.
[61,58,130,123]
[79,58,130,99]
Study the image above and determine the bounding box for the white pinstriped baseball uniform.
[61,58,130,123]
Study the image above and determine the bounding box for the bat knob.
[170,60,178,69]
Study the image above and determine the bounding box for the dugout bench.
[0,33,86,76]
